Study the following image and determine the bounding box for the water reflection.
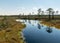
[28,20,31,24]
[46,26,52,33]
[17,19,60,43]
[25,19,27,22]
[37,23,41,29]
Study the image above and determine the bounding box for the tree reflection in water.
[28,20,31,24]
[37,23,41,29]
[46,26,52,33]
[25,19,27,22]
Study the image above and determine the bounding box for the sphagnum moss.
[41,20,60,29]
[0,17,26,43]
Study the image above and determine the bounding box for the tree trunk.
[52,13,54,19]
[49,12,51,20]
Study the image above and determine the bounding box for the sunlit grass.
[0,17,26,43]
[41,20,60,29]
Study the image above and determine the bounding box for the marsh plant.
[0,17,8,29]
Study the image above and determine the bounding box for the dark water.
[17,19,60,43]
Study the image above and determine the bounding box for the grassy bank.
[0,17,26,43]
[41,20,60,29]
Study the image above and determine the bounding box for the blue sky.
[0,0,60,15]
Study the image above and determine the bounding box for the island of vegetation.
[41,20,60,29]
[40,8,60,29]
[0,17,26,43]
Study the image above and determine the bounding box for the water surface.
[17,19,60,43]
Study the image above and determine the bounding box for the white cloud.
[32,7,38,10]
[0,6,60,15]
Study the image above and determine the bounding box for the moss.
[0,17,26,43]
[41,20,60,29]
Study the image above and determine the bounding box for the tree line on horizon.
[19,8,59,20]
[37,8,59,20]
